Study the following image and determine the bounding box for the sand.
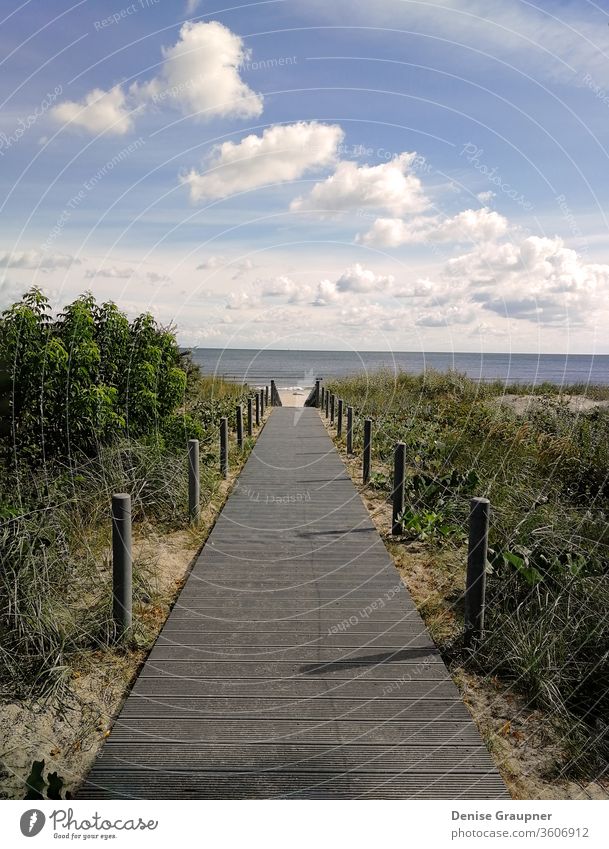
[495,394,609,416]
[278,389,306,407]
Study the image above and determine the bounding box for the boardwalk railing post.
[315,379,321,407]
[346,406,353,454]
[330,394,335,424]
[247,397,253,436]
[321,386,325,409]
[236,404,243,449]
[112,493,132,637]
[464,497,490,647]
[337,398,343,437]
[220,417,229,479]
[270,379,278,406]
[188,439,200,525]
[363,418,372,484]
[260,388,265,417]
[325,390,330,418]
[265,385,269,406]
[255,392,260,426]
[392,442,406,535]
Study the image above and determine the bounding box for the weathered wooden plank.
[79,771,509,800]
[79,407,507,800]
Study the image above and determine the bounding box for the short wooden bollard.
[220,417,229,478]
[391,442,406,535]
[188,439,200,525]
[255,392,260,426]
[363,418,372,484]
[260,388,265,417]
[321,386,325,408]
[325,390,330,418]
[112,493,132,636]
[270,379,278,406]
[236,404,243,449]
[265,385,269,406]
[247,397,253,436]
[346,406,353,454]
[337,398,343,437]
[464,497,490,647]
[330,394,335,424]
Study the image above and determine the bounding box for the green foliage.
[0,288,187,462]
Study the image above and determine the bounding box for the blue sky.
[1,0,609,352]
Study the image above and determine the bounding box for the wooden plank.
[79,407,507,800]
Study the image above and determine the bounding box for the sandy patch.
[496,394,609,416]
[278,389,306,407]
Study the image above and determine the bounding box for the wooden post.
[112,493,132,636]
[391,442,406,535]
[346,406,353,454]
[220,417,229,478]
[260,388,265,417]
[270,379,277,406]
[321,386,325,409]
[255,392,260,426]
[330,394,335,424]
[265,385,269,406]
[236,404,243,449]
[464,497,490,647]
[188,439,200,525]
[314,379,321,407]
[363,418,372,484]
[247,397,253,436]
[337,398,343,437]
[325,390,330,418]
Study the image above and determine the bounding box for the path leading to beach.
[79,407,507,799]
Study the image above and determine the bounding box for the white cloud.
[181,121,343,202]
[359,207,508,247]
[197,255,227,270]
[232,259,256,279]
[291,153,427,216]
[52,22,262,135]
[0,250,79,269]
[477,191,496,204]
[415,305,476,327]
[313,279,339,306]
[336,262,395,293]
[133,21,263,120]
[52,86,135,136]
[85,266,135,279]
[445,235,609,324]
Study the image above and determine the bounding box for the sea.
[188,349,609,390]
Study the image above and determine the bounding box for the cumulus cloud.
[52,22,262,135]
[445,235,609,324]
[181,121,343,202]
[291,153,427,216]
[133,21,263,120]
[0,250,79,269]
[85,266,135,279]
[335,263,395,293]
[197,255,227,270]
[52,86,135,136]
[359,207,508,247]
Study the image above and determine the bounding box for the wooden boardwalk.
[80,407,508,799]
